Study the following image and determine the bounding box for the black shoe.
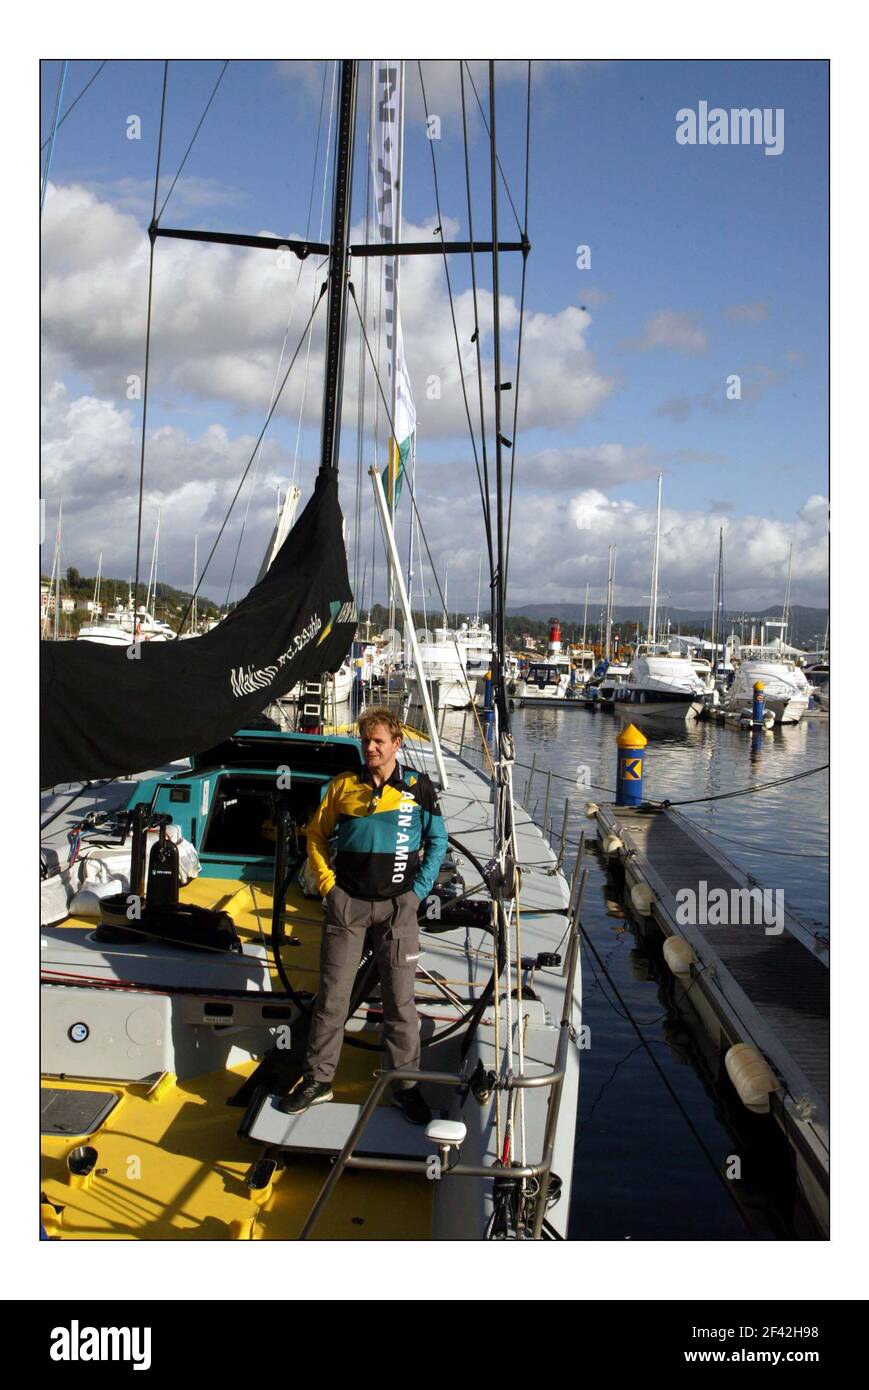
[393,1085,431,1126]
[279,1075,333,1114]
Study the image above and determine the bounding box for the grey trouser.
[305,886,421,1088]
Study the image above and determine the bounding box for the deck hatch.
[41,1088,118,1137]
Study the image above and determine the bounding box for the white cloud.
[41,380,296,607]
[726,300,769,323]
[628,309,708,355]
[41,376,829,613]
[73,175,249,221]
[273,59,604,126]
[41,180,617,439]
[510,443,655,490]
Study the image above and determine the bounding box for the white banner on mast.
[373,59,416,507]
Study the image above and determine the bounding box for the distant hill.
[41,568,222,636]
[506,603,829,649]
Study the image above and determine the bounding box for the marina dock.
[594,799,829,1235]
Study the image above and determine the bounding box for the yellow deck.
[41,875,433,1240]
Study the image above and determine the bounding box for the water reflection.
[403,693,828,1240]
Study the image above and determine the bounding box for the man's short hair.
[358,707,403,741]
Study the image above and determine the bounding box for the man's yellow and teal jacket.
[306,762,448,900]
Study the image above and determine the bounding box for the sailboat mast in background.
[783,540,793,634]
[648,472,662,647]
[605,544,616,661]
[191,535,198,635]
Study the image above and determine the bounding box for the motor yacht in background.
[407,626,475,710]
[78,601,176,644]
[458,620,493,690]
[611,474,707,722]
[726,651,810,725]
[511,620,583,706]
[804,660,829,710]
[586,657,631,704]
[570,646,597,686]
[613,646,708,722]
[724,621,811,725]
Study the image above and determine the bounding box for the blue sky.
[40,59,828,613]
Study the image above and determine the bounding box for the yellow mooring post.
[615,723,648,806]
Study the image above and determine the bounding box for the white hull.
[515,690,582,708]
[760,693,810,725]
[515,687,571,704]
[614,692,704,723]
[77,627,132,646]
[726,659,811,726]
[279,664,355,706]
[327,665,354,703]
[615,654,708,723]
[407,673,473,709]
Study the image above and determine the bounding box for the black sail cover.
[41,469,356,788]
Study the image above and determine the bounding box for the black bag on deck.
[94,896,242,953]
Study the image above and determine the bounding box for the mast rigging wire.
[487,61,509,729]
[132,61,169,626]
[416,62,494,575]
[222,60,333,609]
[462,62,525,237]
[40,61,69,214]
[291,62,339,495]
[40,61,108,152]
[458,62,494,622]
[156,60,229,222]
[348,283,496,771]
[503,62,532,594]
[173,284,328,635]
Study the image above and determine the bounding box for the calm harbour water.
[433,701,829,1241]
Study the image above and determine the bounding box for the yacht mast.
[605,544,616,662]
[782,540,793,635]
[93,551,102,619]
[387,61,406,640]
[581,580,589,651]
[44,500,62,640]
[711,527,724,674]
[489,61,509,727]
[192,535,198,635]
[146,508,160,616]
[717,527,724,669]
[318,60,357,478]
[648,472,662,647]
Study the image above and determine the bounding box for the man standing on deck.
[282,707,448,1125]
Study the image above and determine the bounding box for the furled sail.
[40,469,355,788]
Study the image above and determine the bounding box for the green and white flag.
[373,60,416,510]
